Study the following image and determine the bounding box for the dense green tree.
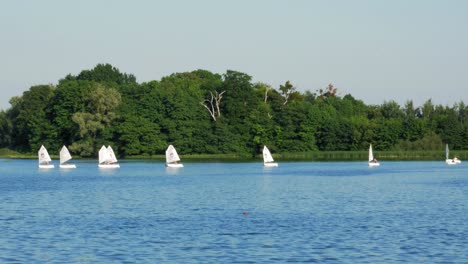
[0,111,11,147]
[279,81,303,105]
[348,115,374,150]
[220,70,259,154]
[394,132,443,151]
[116,115,165,156]
[421,99,435,120]
[70,84,121,156]
[158,72,212,153]
[275,101,317,152]
[49,80,94,146]
[401,100,427,141]
[315,102,339,150]
[380,100,404,119]
[373,118,403,150]
[9,85,56,152]
[1,64,466,157]
[77,63,137,86]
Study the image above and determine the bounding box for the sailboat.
[38,145,54,169]
[166,145,183,168]
[263,145,278,167]
[98,145,120,168]
[445,144,461,165]
[59,145,76,169]
[368,144,380,167]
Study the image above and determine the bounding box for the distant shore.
[1,148,466,161]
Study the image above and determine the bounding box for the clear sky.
[1,0,467,110]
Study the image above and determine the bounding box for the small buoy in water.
[243,211,248,215]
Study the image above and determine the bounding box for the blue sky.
[1,0,467,110]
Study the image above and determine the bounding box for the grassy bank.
[2,148,467,161]
[127,153,253,162]
[0,148,36,159]
[278,150,468,161]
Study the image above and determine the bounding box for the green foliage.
[116,115,165,156]
[0,111,11,147]
[77,63,136,85]
[2,64,467,158]
[69,84,121,156]
[380,100,404,119]
[8,85,55,152]
[50,80,94,145]
[279,81,302,105]
[393,132,443,151]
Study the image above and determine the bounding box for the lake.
[0,159,467,263]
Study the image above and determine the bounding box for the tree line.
[0,64,466,157]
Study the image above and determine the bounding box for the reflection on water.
[165,167,183,176]
[0,159,467,263]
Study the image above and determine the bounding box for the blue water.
[0,159,467,263]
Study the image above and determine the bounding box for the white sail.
[446,144,449,160]
[445,144,461,165]
[369,144,374,162]
[99,145,108,164]
[107,146,118,163]
[59,145,72,164]
[38,145,52,164]
[166,145,181,164]
[263,146,275,163]
[368,144,380,167]
[59,145,76,168]
[262,145,278,167]
[98,145,119,168]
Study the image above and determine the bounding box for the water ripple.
[0,160,467,263]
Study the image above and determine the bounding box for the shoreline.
[1,149,467,161]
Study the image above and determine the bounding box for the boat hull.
[264,162,278,167]
[39,164,55,169]
[446,159,461,165]
[368,162,380,167]
[60,164,76,169]
[166,163,184,168]
[98,164,120,168]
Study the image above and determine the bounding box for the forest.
[0,64,466,158]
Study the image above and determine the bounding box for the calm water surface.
[0,159,467,263]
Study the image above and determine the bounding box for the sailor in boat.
[40,153,49,165]
[371,158,378,163]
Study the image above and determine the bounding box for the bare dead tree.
[279,81,295,105]
[200,91,226,121]
[201,94,216,121]
[264,86,270,103]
